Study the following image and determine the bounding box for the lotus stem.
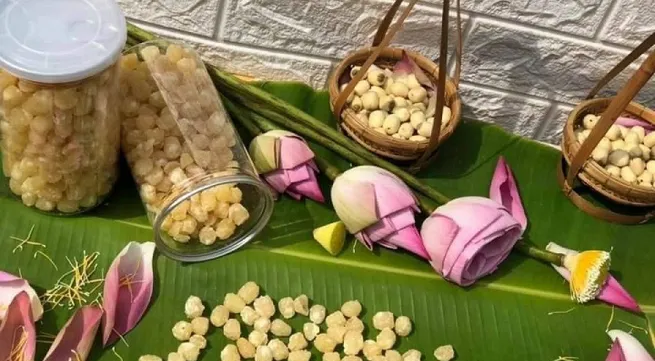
[514,240,564,266]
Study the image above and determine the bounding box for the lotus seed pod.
[630,158,646,176]
[582,114,598,129]
[608,150,630,167]
[354,81,370,97]
[605,125,621,141]
[368,110,387,128]
[361,92,380,111]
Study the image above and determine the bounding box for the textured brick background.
[119,0,655,144]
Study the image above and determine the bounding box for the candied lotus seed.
[185,296,205,319]
[394,316,412,337]
[169,353,185,361]
[210,305,229,327]
[189,334,207,349]
[278,297,295,319]
[270,319,292,337]
[224,319,241,341]
[237,338,257,359]
[385,350,402,361]
[191,317,209,335]
[172,320,193,341]
[268,339,289,361]
[139,356,162,361]
[309,305,326,324]
[327,325,347,343]
[343,357,363,361]
[313,333,337,353]
[256,345,274,361]
[225,293,247,313]
[402,350,421,361]
[249,330,269,347]
[302,322,319,341]
[376,328,396,350]
[433,346,454,361]
[221,345,241,361]
[345,317,365,333]
[293,295,309,316]
[341,300,362,318]
[323,353,340,361]
[288,332,308,351]
[363,340,382,360]
[241,306,260,326]
[178,342,200,361]
[372,312,394,330]
[288,351,311,361]
[343,330,364,355]
[254,317,271,334]
[326,311,346,328]
[254,296,276,318]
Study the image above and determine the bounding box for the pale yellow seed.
[372,312,394,330]
[225,293,247,313]
[254,296,276,318]
[241,306,260,326]
[385,350,402,361]
[288,332,308,351]
[189,334,207,349]
[224,319,241,341]
[309,305,326,324]
[323,353,340,361]
[172,321,193,341]
[256,345,274,361]
[302,322,319,341]
[210,305,229,327]
[376,328,396,350]
[402,350,421,361]
[216,218,236,240]
[221,345,241,361]
[238,281,260,304]
[191,317,209,336]
[327,325,347,343]
[254,318,271,334]
[268,339,289,361]
[394,316,412,337]
[362,340,382,360]
[278,297,295,319]
[237,338,256,359]
[343,356,363,361]
[345,317,365,333]
[341,300,362,318]
[270,319,292,337]
[343,330,364,355]
[249,330,269,347]
[293,294,309,316]
[326,311,346,328]
[288,351,311,361]
[313,333,337,353]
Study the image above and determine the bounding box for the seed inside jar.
[119,44,251,245]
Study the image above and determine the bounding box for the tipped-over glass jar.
[0,0,126,214]
[120,41,274,261]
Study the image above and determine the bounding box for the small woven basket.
[328,0,462,170]
[559,32,655,224]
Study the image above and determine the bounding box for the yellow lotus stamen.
[547,307,576,316]
[8,326,28,361]
[10,225,44,253]
[606,306,615,333]
[564,250,611,303]
[34,251,58,271]
[119,260,142,302]
[42,252,103,310]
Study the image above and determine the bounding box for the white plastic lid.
[0,0,127,84]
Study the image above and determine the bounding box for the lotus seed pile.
[118,43,251,245]
[141,281,454,361]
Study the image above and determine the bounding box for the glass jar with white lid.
[0,0,126,213]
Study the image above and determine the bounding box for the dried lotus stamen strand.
[606,306,615,333]
[10,225,44,253]
[553,357,578,361]
[618,320,649,335]
[111,348,124,361]
[41,252,102,309]
[118,259,142,302]
[112,328,131,348]
[547,307,576,316]
[72,349,83,361]
[7,326,28,361]
[34,250,58,271]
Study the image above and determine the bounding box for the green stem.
[514,240,564,266]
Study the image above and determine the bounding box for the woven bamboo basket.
[559,32,655,224]
[328,0,462,169]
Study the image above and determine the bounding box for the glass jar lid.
[0,0,126,84]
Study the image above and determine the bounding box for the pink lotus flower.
[420,157,526,286]
[102,242,155,346]
[0,291,36,361]
[606,329,654,361]
[249,130,324,202]
[546,242,640,313]
[331,166,427,258]
[44,306,103,361]
[0,271,43,322]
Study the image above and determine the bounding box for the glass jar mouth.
[153,174,275,263]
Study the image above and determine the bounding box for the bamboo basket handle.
[333,0,419,117]
[566,49,655,186]
[586,32,655,100]
[557,158,655,224]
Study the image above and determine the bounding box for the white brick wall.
[119,0,655,144]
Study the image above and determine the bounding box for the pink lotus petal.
[364,208,416,242]
[0,292,36,361]
[382,226,429,259]
[425,90,437,118]
[287,168,325,203]
[546,243,641,313]
[371,173,416,218]
[422,213,460,274]
[44,306,103,361]
[489,157,527,230]
[606,339,627,361]
[332,173,379,234]
[615,117,655,133]
[0,271,44,322]
[102,242,156,346]
[393,51,432,89]
[286,164,311,184]
[608,330,654,361]
[278,136,315,169]
[263,170,289,194]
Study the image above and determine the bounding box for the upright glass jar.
[120,41,274,262]
[0,0,126,213]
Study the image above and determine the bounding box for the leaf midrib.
[113,219,655,314]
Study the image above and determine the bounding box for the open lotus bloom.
[102,242,155,346]
[606,329,654,361]
[0,271,43,322]
[331,166,427,258]
[249,130,324,202]
[547,242,639,312]
[0,292,36,361]
[44,306,103,361]
[420,157,526,286]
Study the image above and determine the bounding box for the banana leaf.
[1,81,654,361]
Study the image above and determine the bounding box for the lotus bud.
[0,271,43,322]
[249,130,324,202]
[331,166,426,258]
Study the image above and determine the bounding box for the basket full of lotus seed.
[328,0,462,166]
[560,37,655,222]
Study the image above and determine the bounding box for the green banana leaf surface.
[1,81,654,361]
